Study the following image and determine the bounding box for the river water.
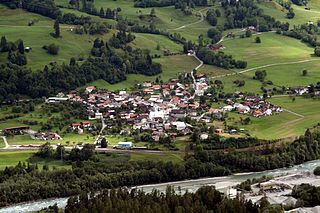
[1,159,319,213]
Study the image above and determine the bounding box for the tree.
[47,43,59,55]
[17,39,25,54]
[101,138,108,148]
[245,29,252,37]
[0,36,8,52]
[302,69,308,76]
[37,143,54,158]
[69,57,76,66]
[254,70,267,82]
[314,47,320,56]
[287,8,295,19]
[54,19,60,37]
[150,8,156,17]
[156,43,160,50]
[99,7,105,17]
[207,27,222,43]
[255,36,261,43]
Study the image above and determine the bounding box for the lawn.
[226,96,320,139]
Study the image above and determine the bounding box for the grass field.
[226,96,320,139]
[6,133,96,146]
[131,33,183,55]
[0,150,72,170]
[130,152,184,163]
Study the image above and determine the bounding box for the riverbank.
[1,159,320,212]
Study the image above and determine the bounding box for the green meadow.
[227,97,320,140]
[0,150,73,170]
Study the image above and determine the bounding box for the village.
[38,72,285,146]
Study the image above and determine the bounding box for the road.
[170,8,207,31]
[1,136,9,149]
[94,116,106,144]
[283,108,305,118]
[0,144,183,155]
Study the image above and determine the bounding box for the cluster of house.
[289,84,320,96]
[210,96,282,117]
[4,126,63,141]
[54,75,212,142]
[32,132,62,141]
[70,121,91,134]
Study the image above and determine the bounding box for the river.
[1,159,319,213]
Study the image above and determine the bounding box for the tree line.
[64,186,263,213]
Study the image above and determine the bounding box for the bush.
[315,47,320,57]
[47,43,59,55]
